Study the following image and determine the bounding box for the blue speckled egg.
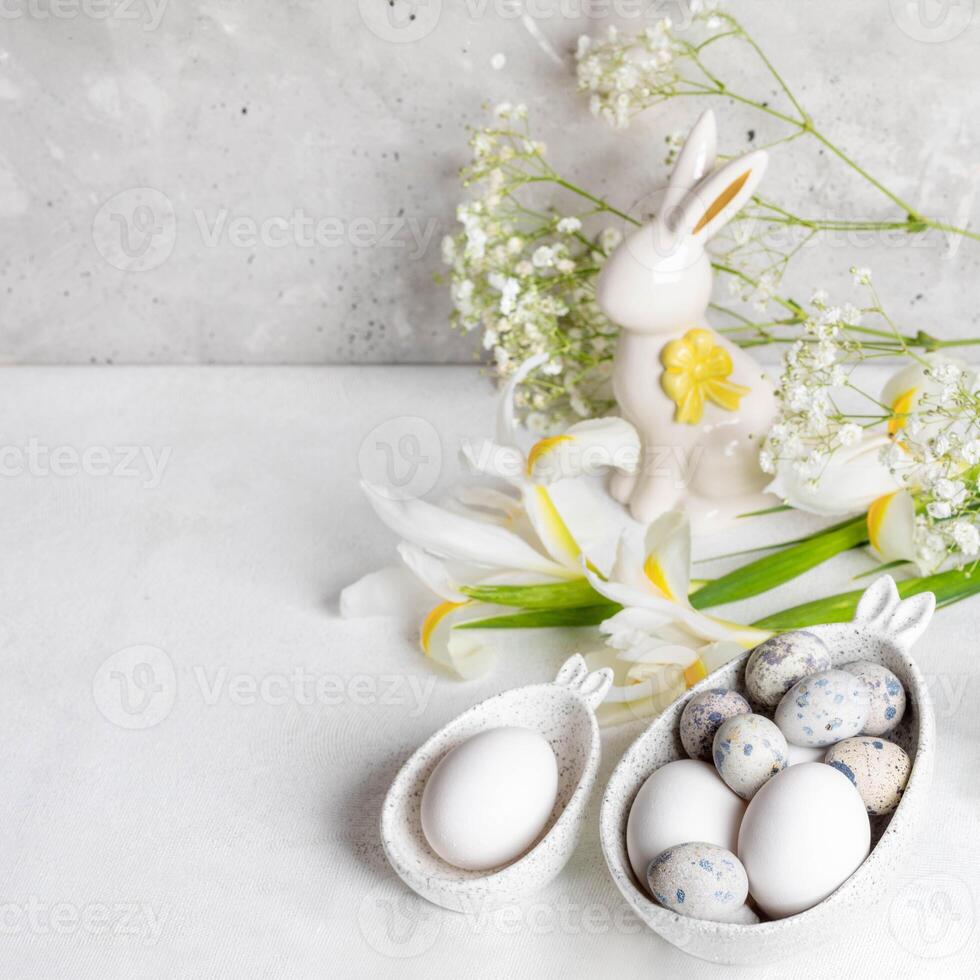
[744,631,832,708]
[647,842,749,922]
[680,688,751,761]
[712,713,788,799]
[842,660,906,736]
[824,736,912,815]
[775,670,871,747]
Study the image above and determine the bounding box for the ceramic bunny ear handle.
[853,575,935,651]
[596,110,779,533]
[554,655,613,711]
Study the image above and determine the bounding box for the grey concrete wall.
[0,0,977,363]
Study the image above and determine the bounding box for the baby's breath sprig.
[442,103,632,427]
[759,267,980,572]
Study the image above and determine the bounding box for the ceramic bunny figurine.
[596,110,778,532]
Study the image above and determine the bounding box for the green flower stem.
[455,515,873,634]
[523,175,640,226]
[461,578,606,610]
[454,603,620,631]
[692,13,980,242]
[752,567,980,630]
[688,514,869,610]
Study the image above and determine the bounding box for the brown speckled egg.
[744,631,832,708]
[824,736,912,815]
[680,688,751,761]
[842,659,906,736]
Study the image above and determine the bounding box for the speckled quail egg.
[646,842,749,922]
[824,736,912,815]
[744,631,832,708]
[712,713,789,799]
[841,660,906,736]
[680,688,751,761]
[775,670,871,748]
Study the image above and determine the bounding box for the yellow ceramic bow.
[660,328,750,424]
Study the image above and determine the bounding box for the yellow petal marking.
[661,329,750,425]
[888,387,918,436]
[867,491,898,552]
[526,435,573,477]
[530,484,580,564]
[420,601,464,655]
[683,658,707,687]
[642,554,675,601]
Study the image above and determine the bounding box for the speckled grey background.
[0,0,977,364]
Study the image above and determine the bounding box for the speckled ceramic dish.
[382,655,613,912]
[599,576,936,964]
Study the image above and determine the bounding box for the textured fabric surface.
[0,366,976,978]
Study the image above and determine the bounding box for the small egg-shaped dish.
[381,655,612,912]
[599,576,936,964]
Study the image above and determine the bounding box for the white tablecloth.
[1,366,976,978]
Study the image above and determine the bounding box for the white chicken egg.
[737,762,870,918]
[420,726,558,871]
[627,759,746,889]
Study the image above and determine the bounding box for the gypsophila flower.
[851,266,872,286]
[443,108,620,425]
[575,19,681,130]
[951,521,980,557]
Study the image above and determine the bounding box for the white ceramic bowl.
[381,655,612,912]
[599,576,936,964]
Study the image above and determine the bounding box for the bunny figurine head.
[596,110,767,333]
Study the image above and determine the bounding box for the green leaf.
[852,559,911,581]
[689,515,867,610]
[460,578,606,610]
[453,603,621,630]
[751,567,980,631]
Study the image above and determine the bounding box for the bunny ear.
[854,575,901,631]
[663,110,718,213]
[671,149,768,242]
[852,576,935,650]
[886,592,935,650]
